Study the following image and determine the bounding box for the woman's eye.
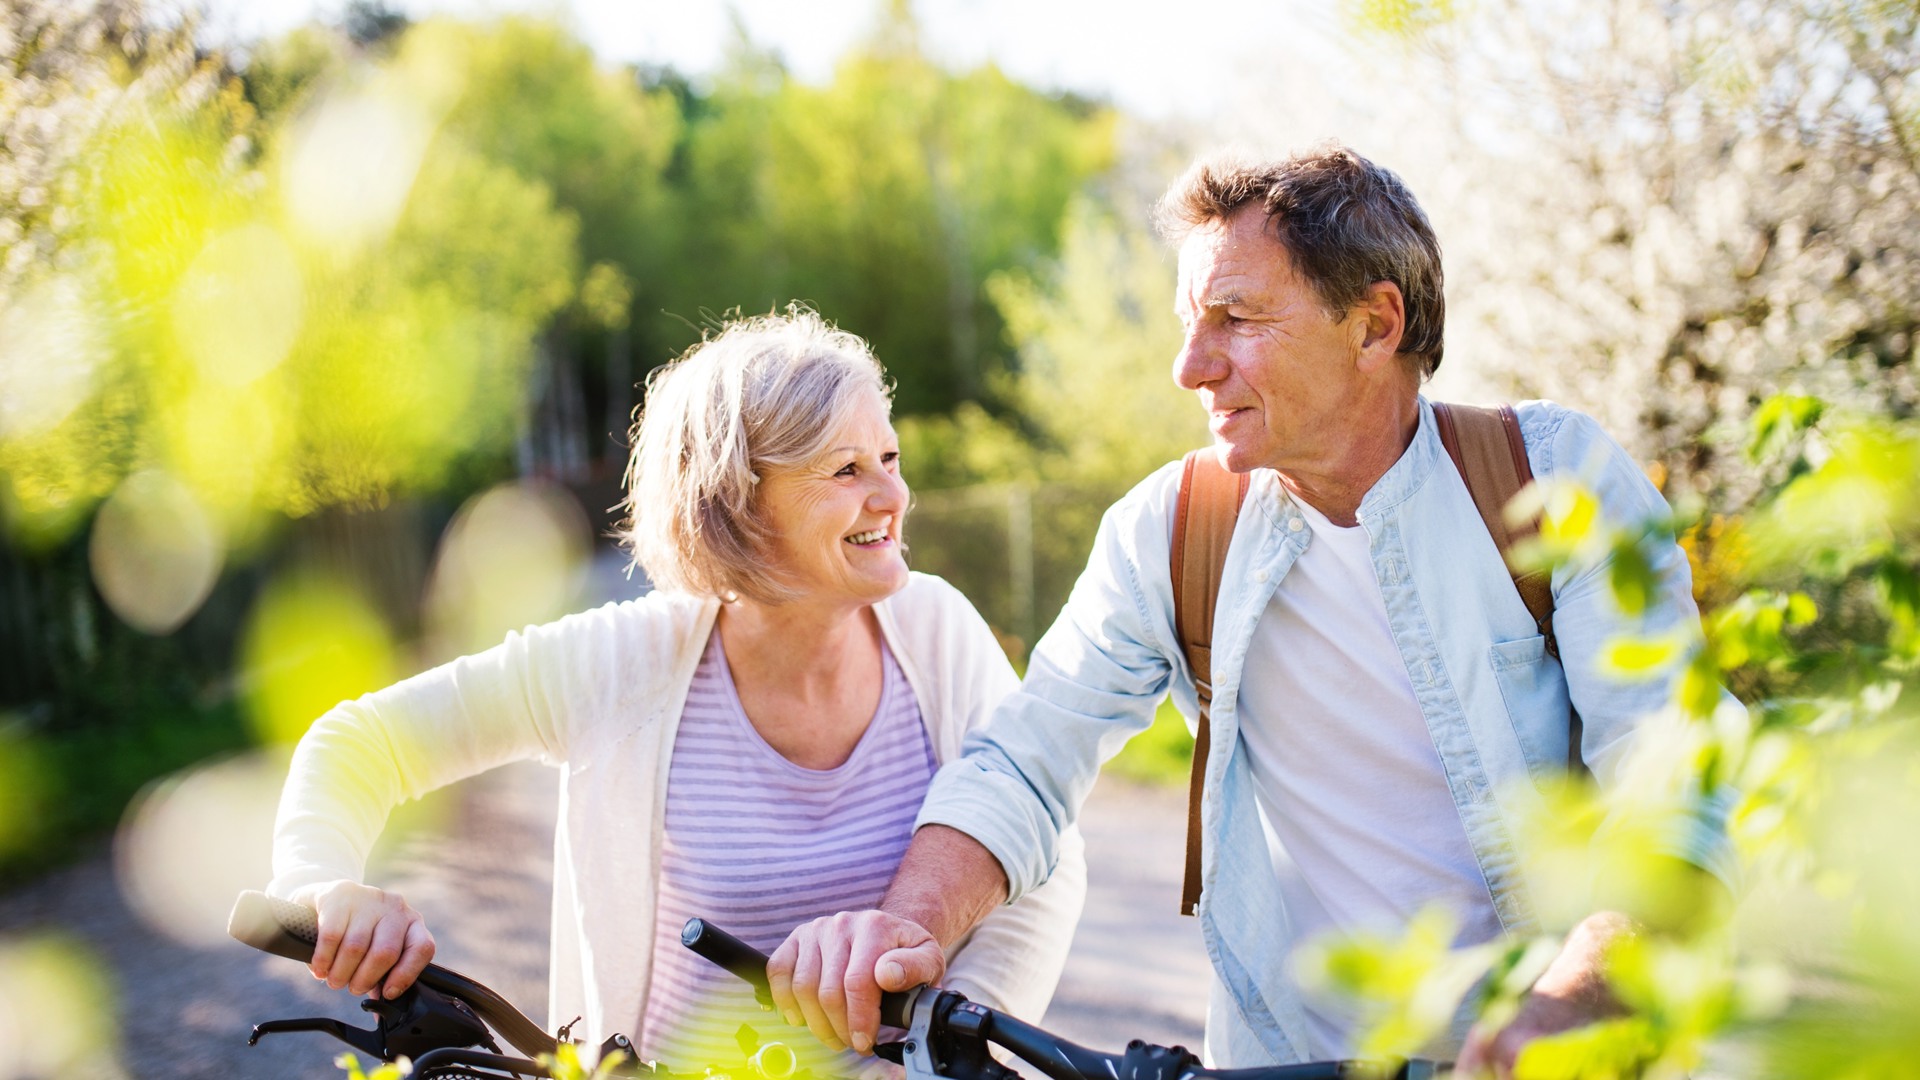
[881,451,899,466]
[835,462,858,478]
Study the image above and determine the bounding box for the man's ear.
[1352,281,1407,374]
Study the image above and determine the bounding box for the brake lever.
[891,987,1019,1080]
[246,983,499,1062]
[249,1015,387,1059]
[895,987,939,1080]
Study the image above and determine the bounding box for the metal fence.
[905,480,1126,663]
[0,500,445,720]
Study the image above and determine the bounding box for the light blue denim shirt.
[916,398,1738,1065]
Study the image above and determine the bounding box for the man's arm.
[1459,409,1744,1075]
[1459,847,1733,1076]
[767,825,1008,1053]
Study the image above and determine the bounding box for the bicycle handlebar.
[677,918,1445,1080]
[228,890,560,1060]
[678,918,918,1028]
[227,892,1441,1080]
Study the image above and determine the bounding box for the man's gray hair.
[619,307,891,604]
[1155,143,1447,376]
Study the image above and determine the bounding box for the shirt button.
[1254,570,1269,583]
[1288,518,1304,533]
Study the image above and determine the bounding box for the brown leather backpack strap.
[1172,449,1248,916]
[1432,402,1583,771]
[1431,403,1554,653]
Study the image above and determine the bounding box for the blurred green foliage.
[1295,394,1920,1077]
[1103,697,1197,786]
[0,0,1118,882]
[656,11,1113,414]
[899,199,1206,648]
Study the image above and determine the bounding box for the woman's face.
[754,389,910,610]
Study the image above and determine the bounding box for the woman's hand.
[290,880,437,1000]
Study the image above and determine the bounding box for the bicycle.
[228,890,1445,1080]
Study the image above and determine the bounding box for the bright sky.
[196,0,1350,121]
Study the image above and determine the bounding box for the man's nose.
[1173,326,1222,391]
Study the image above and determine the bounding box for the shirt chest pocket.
[1489,635,1573,784]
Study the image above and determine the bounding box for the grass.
[0,697,249,886]
[1103,696,1195,786]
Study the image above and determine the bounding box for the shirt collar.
[1355,394,1444,524]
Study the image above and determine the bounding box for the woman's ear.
[1352,280,1407,374]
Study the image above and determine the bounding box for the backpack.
[1169,402,1571,916]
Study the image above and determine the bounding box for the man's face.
[1172,207,1366,475]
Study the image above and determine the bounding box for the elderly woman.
[266,309,1085,1074]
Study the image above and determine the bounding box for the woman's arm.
[268,599,678,995]
[269,623,574,896]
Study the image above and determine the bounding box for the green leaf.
[1679,651,1726,720]
[1875,560,1920,623]
[1539,483,1602,551]
[1707,589,1810,671]
[1601,629,1692,680]
[1784,591,1818,626]
[1746,393,1825,464]
[1511,1016,1659,1080]
[1345,0,1462,37]
[1605,538,1658,616]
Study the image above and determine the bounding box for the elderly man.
[770,145,1733,1077]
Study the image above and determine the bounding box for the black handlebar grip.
[679,918,915,1027]
[228,889,321,965]
[681,918,774,1007]
[875,988,912,1030]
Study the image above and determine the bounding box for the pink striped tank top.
[639,628,935,1077]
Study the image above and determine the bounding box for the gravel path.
[0,764,1208,1078]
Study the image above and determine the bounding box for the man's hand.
[1457,911,1634,1079]
[291,880,436,1000]
[768,825,1009,1056]
[768,911,946,1054]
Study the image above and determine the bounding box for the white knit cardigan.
[269,572,1087,1052]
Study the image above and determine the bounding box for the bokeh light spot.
[168,223,306,387]
[241,575,396,746]
[87,470,224,635]
[113,752,283,949]
[0,720,50,863]
[281,84,434,253]
[425,481,590,658]
[0,934,121,1079]
[0,273,107,438]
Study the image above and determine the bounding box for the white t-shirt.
[1237,495,1504,1056]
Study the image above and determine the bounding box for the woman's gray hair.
[619,307,891,604]
[1155,143,1447,377]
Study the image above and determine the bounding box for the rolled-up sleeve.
[917,469,1182,902]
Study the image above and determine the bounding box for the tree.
[0,0,584,881]
[660,11,1115,415]
[1,0,244,544]
[1346,0,1920,516]
[897,192,1207,650]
